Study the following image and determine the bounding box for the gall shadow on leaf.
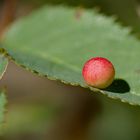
[104,79,130,94]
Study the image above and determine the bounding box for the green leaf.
[3,6,140,105]
[0,90,7,133]
[0,52,8,80]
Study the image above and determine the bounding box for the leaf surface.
[0,52,8,80]
[0,90,7,132]
[3,6,140,105]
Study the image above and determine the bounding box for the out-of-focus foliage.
[4,103,55,135]
[91,96,140,140]
[2,91,140,140]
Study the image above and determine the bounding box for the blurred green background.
[1,0,140,140]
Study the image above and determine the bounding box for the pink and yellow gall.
[82,57,115,89]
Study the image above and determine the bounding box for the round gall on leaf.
[82,57,115,89]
